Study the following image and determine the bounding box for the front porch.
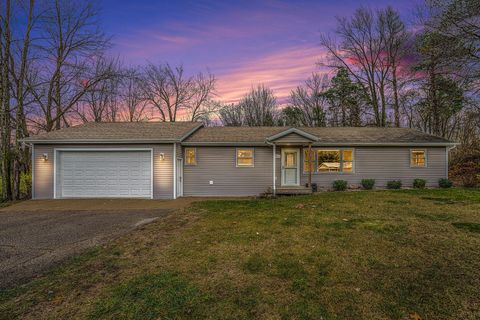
[267,128,318,196]
[275,186,313,195]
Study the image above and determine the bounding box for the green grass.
[1,188,480,319]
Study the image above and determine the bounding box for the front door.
[281,148,300,186]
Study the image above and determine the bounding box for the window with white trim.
[411,149,426,167]
[185,148,197,165]
[236,148,254,167]
[303,148,354,173]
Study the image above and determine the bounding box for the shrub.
[439,178,453,188]
[332,180,348,191]
[449,147,480,187]
[361,179,375,190]
[413,178,426,189]
[387,180,402,189]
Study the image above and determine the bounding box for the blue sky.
[100,0,420,102]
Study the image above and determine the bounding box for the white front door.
[176,158,183,197]
[281,148,300,186]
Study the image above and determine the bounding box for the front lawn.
[1,189,480,319]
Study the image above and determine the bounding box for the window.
[303,149,315,173]
[316,149,354,173]
[185,148,196,165]
[342,149,354,172]
[411,149,426,167]
[236,148,254,167]
[318,150,341,172]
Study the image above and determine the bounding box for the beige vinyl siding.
[299,147,447,188]
[183,146,273,196]
[33,144,174,199]
[273,132,313,144]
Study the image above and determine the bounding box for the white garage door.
[56,150,152,198]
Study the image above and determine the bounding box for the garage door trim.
[53,148,154,199]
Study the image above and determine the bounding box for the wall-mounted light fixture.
[159,153,165,161]
[42,153,49,161]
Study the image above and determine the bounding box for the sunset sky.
[100,0,420,104]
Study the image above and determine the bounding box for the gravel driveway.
[0,202,174,288]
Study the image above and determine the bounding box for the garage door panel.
[57,151,152,198]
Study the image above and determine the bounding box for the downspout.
[173,143,177,199]
[27,142,34,199]
[446,145,457,179]
[266,141,276,196]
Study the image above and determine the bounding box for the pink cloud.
[216,45,329,104]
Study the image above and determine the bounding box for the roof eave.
[21,139,181,144]
[267,127,319,142]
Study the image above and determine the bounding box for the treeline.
[0,0,479,200]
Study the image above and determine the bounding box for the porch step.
[276,187,313,195]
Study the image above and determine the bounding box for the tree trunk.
[1,0,13,200]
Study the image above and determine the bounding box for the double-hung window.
[185,148,197,165]
[411,149,426,167]
[236,148,254,167]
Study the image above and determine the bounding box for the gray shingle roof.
[185,126,453,145]
[25,122,454,145]
[184,127,289,143]
[24,122,202,142]
[300,127,452,144]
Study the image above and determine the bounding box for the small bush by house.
[361,179,375,190]
[333,180,348,191]
[387,180,402,189]
[413,178,426,189]
[439,178,453,188]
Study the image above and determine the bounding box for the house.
[23,122,456,199]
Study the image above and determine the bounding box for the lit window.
[342,149,354,172]
[185,148,196,165]
[318,150,341,172]
[237,149,254,167]
[317,149,354,173]
[303,149,315,173]
[411,149,426,167]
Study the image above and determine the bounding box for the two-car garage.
[55,150,153,199]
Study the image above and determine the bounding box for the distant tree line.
[0,0,479,200]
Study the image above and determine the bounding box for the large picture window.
[236,148,254,167]
[304,148,354,173]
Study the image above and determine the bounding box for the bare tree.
[119,68,149,122]
[242,85,278,126]
[218,85,278,126]
[142,63,215,122]
[320,7,390,126]
[27,0,112,132]
[378,6,411,127]
[0,0,13,200]
[218,103,245,126]
[73,56,122,123]
[186,72,216,122]
[289,73,328,127]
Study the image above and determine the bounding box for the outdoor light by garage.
[159,153,165,161]
[42,153,48,161]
